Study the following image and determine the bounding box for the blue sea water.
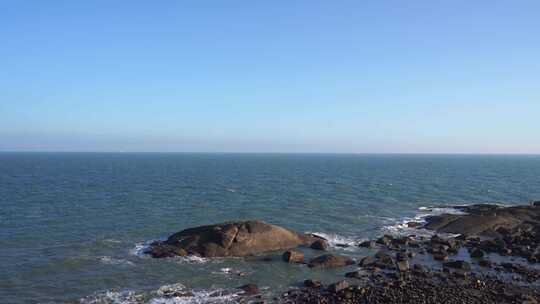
[1,153,539,303]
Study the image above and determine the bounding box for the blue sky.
[1,1,539,153]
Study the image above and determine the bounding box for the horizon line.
[1,150,540,156]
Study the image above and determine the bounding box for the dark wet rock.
[396,251,408,261]
[145,242,188,258]
[376,235,393,246]
[412,263,426,274]
[478,259,492,268]
[282,250,304,263]
[396,260,409,272]
[282,269,540,304]
[470,248,485,258]
[238,283,259,295]
[303,279,322,288]
[407,221,421,228]
[359,256,377,267]
[373,251,396,269]
[358,240,375,248]
[424,204,540,236]
[345,270,363,279]
[327,280,349,293]
[335,243,350,248]
[310,239,329,251]
[308,254,355,268]
[433,252,449,261]
[443,260,471,271]
[532,200,540,207]
[149,220,317,258]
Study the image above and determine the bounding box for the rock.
[412,263,426,274]
[407,221,421,228]
[470,248,485,258]
[397,260,409,272]
[478,259,492,268]
[238,284,259,295]
[359,256,377,267]
[335,243,350,248]
[532,201,540,207]
[396,251,408,261]
[327,280,349,293]
[358,240,375,248]
[424,204,540,236]
[433,252,448,261]
[282,250,304,263]
[308,254,354,268]
[303,279,322,288]
[376,235,393,246]
[345,271,362,278]
[149,220,316,257]
[443,260,471,271]
[145,243,187,258]
[374,251,396,269]
[310,239,329,251]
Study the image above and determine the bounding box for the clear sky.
[1,1,539,153]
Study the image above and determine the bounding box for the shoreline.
[126,202,540,303]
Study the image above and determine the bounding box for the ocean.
[1,153,539,303]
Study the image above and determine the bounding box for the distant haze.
[1,1,539,153]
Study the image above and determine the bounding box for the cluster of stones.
[281,270,539,304]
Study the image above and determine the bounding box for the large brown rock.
[308,254,355,268]
[147,220,317,258]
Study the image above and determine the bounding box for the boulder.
[424,204,540,236]
[327,280,349,293]
[470,248,485,258]
[145,243,188,258]
[359,256,377,267]
[443,260,471,271]
[303,279,322,288]
[148,220,317,258]
[397,260,409,272]
[310,239,329,251]
[358,240,375,248]
[238,284,259,295]
[376,235,393,246]
[308,254,354,268]
[345,271,362,278]
[282,250,304,263]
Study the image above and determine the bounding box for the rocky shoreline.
[146,202,540,303]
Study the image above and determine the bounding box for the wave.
[81,283,242,304]
[98,256,135,266]
[129,240,210,264]
[306,232,361,250]
[381,205,467,237]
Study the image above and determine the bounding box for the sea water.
[1,153,539,303]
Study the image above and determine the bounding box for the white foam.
[175,255,209,264]
[80,290,144,304]
[81,283,242,304]
[380,205,467,237]
[98,256,135,266]
[129,240,155,257]
[149,289,241,304]
[307,232,359,250]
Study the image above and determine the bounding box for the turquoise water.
[1,153,540,303]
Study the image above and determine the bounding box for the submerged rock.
[148,220,318,258]
[308,254,355,268]
[310,239,329,251]
[282,250,304,263]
